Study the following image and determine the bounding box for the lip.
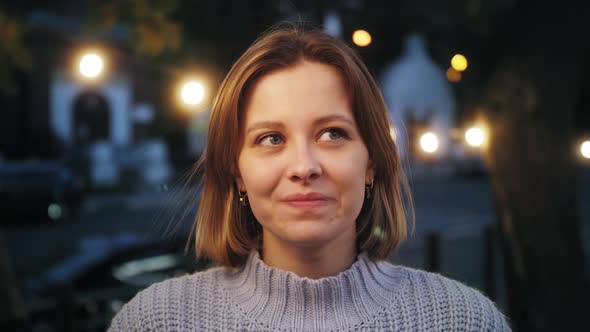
[281,192,333,208]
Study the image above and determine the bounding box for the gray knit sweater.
[109,251,511,331]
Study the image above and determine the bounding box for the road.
[3,171,590,294]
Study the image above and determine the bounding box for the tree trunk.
[482,1,590,330]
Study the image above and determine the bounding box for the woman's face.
[235,60,374,253]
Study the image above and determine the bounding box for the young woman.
[109,26,511,331]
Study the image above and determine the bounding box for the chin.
[273,219,354,247]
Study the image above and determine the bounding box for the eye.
[257,133,284,146]
[318,128,348,141]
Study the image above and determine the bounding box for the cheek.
[238,156,283,226]
[345,172,369,222]
[238,154,281,196]
[326,157,369,205]
[341,173,367,214]
[328,148,370,185]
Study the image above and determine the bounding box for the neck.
[261,238,357,279]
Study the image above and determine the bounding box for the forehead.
[242,61,352,124]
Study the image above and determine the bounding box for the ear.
[365,159,375,185]
[231,164,245,191]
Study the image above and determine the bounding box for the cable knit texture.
[109,251,511,331]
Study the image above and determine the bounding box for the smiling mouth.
[283,199,332,209]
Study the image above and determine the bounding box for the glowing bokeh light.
[181,81,205,106]
[352,29,372,47]
[465,127,485,147]
[451,54,468,72]
[79,53,104,78]
[48,203,62,220]
[446,67,461,83]
[420,132,439,154]
[581,141,590,159]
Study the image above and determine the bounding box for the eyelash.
[320,128,349,140]
[255,128,349,146]
[256,133,284,145]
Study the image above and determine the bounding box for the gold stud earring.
[238,190,248,207]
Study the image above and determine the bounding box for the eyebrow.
[245,114,355,135]
[245,121,286,135]
[313,114,355,127]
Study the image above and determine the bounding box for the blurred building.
[380,33,488,176]
[0,11,171,189]
[381,33,455,170]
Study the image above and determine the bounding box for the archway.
[72,90,110,146]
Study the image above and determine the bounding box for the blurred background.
[0,0,588,331]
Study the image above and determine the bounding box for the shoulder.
[107,266,226,331]
[384,263,511,331]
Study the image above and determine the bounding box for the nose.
[286,142,322,183]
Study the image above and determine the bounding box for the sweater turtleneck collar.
[220,250,404,331]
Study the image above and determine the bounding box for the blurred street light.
[352,29,372,47]
[180,80,205,106]
[79,52,104,79]
[451,54,468,72]
[581,140,590,159]
[420,132,439,153]
[465,127,485,148]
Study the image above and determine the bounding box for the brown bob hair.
[193,24,414,267]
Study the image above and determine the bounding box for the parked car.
[0,160,86,224]
[25,234,210,331]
